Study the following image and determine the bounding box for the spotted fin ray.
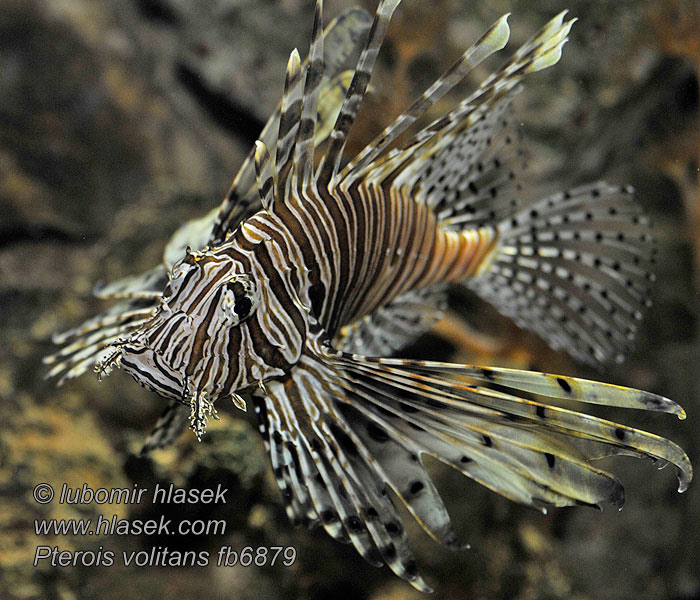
[164,72,360,259]
[318,0,403,185]
[330,8,652,367]
[468,182,657,366]
[333,353,691,494]
[255,336,690,589]
[339,13,512,182]
[294,0,326,190]
[257,345,434,591]
[348,12,574,190]
[43,9,372,390]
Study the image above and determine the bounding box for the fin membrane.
[334,285,447,357]
[210,7,373,242]
[332,353,692,496]
[45,265,167,385]
[255,340,691,590]
[259,349,434,592]
[468,182,657,366]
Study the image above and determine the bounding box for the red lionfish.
[46,1,692,591]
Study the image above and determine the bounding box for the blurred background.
[1,0,699,598]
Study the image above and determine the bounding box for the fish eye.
[220,276,259,326]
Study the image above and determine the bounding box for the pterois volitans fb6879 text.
[46,1,692,591]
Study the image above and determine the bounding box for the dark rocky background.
[1,0,699,598]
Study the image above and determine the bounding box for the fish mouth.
[96,337,237,441]
[93,311,161,381]
[96,336,187,402]
[95,309,248,441]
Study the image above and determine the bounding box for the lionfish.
[46,1,692,591]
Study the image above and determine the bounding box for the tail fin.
[467,182,656,366]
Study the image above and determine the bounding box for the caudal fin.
[468,182,656,366]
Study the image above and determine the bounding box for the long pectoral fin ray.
[333,354,692,495]
[258,349,435,591]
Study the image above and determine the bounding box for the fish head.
[100,247,296,419]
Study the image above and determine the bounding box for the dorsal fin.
[254,141,274,211]
[274,49,304,204]
[340,13,511,183]
[209,7,372,242]
[293,0,325,191]
[353,12,576,190]
[317,0,403,187]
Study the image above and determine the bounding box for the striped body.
[246,182,497,337]
[45,2,692,592]
[121,182,497,403]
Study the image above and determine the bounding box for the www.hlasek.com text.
[35,513,227,537]
[33,482,297,569]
